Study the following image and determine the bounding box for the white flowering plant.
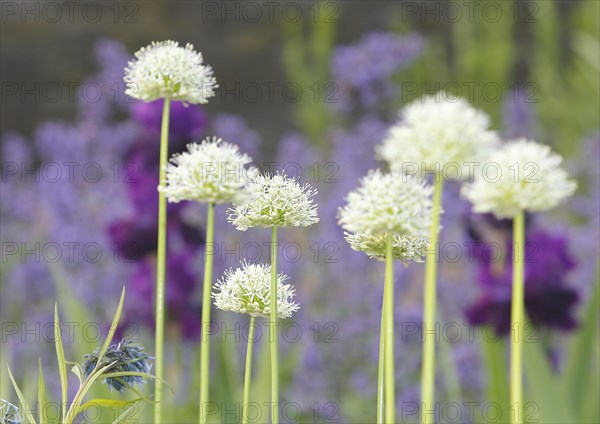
[213,262,299,319]
[160,137,257,204]
[338,169,433,238]
[462,138,577,218]
[228,173,319,230]
[376,93,499,178]
[124,40,217,104]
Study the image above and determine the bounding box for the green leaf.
[480,334,509,422]
[54,303,68,423]
[70,363,84,385]
[98,287,126,361]
[564,271,600,422]
[6,365,37,424]
[37,359,47,424]
[523,340,576,423]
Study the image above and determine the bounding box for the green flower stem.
[510,210,525,424]
[420,176,444,424]
[270,226,279,424]
[376,291,386,424]
[199,202,215,423]
[384,232,395,424]
[242,315,257,424]
[154,98,170,424]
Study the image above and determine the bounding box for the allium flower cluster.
[376,94,499,177]
[461,139,577,218]
[213,262,299,318]
[124,41,217,104]
[159,137,257,204]
[338,169,433,237]
[344,232,428,263]
[228,174,319,230]
[83,339,152,393]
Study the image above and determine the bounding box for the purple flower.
[130,99,207,139]
[502,88,539,139]
[125,251,201,339]
[465,228,579,335]
[331,32,424,110]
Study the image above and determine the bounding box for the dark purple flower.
[465,229,579,335]
[125,251,200,340]
[130,99,207,139]
[108,218,157,261]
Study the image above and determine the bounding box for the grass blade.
[564,271,600,419]
[98,288,126,361]
[54,303,68,423]
[37,359,47,424]
[6,365,37,424]
[523,339,576,423]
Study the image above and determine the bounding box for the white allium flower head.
[124,40,217,104]
[345,232,428,263]
[376,93,499,178]
[213,262,299,318]
[159,137,257,204]
[228,173,319,230]
[461,138,577,219]
[338,169,433,237]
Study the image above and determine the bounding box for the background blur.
[1,1,599,423]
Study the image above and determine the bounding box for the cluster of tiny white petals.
[228,173,319,230]
[376,93,499,177]
[338,169,433,237]
[213,262,299,318]
[124,41,217,104]
[461,138,577,218]
[159,137,257,204]
[345,232,428,263]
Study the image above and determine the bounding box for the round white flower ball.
[376,93,499,178]
[124,40,217,104]
[228,173,319,230]
[461,138,577,219]
[344,232,428,263]
[159,137,257,204]
[213,262,299,319]
[338,169,433,237]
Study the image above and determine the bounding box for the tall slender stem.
[242,316,257,424]
[199,202,215,423]
[384,232,395,424]
[270,226,279,424]
[420,176,444,424]
[376,287,386,424]
[154,98,170,424]
[510,211,525,424]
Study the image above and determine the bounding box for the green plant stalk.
[199,202,215,424]
[481,333,509,422]
[420,176,444,424]
[376,289,386,424]
[384,232,395,424]
[242,316,257,424]
[270,226,279,424]
[510,211,525,424]
[154,98,171,424]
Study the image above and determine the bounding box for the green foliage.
[523,274,600,423]
[4,288,155,424]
